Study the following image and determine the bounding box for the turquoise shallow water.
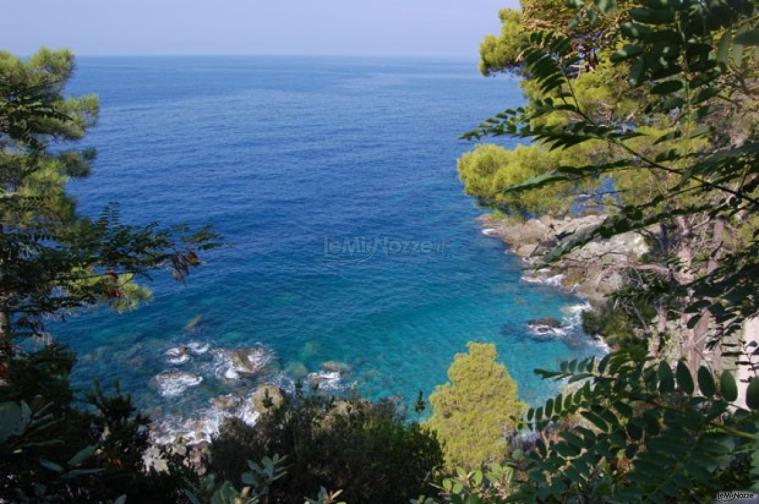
[56,56,602,428]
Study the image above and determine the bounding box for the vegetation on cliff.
[210,389,443,503]
[428,0,759,501]
[426,343,525,470]
[460,0,758,369]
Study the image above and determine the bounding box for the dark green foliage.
[0,347,195,502]
[0,344,75,411]
[184,454,289,504]
[0,49,218,502]
[0,49,218,356]
[510,351,756,502]
[208,391,444,503]
[580,294,654,352]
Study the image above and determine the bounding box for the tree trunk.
[705,218,725,374]
[0,308,10,382]
[673,216,701,372]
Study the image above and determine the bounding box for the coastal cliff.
[479,213,649,304]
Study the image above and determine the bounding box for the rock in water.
[480,213,649,302]
[213,347,272,380]
[209,394,242,413]
[321,360,351,374]
[526,317,567,339]
[150,371,203,397]
[165,345,191,365]
[230,348,270,374]
[527,317,562,329]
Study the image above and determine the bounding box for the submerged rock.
[284,361,309,379]
[300,340,321,359]
[527,317,562,329]
[183,315,203,333]
[150,371,203,398]
[321,360,351,374]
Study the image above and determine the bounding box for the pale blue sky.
[3,0,519,57]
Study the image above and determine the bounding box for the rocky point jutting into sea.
[475,211,655,377]
[480,211,649,318]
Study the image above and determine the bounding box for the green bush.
[208,390,444,503]
[0,346,194,503]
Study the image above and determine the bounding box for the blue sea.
[59,56,602,439]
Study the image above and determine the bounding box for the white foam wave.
[564,302,593,315]
[152,392,263,446]
[482,228,499,237]
[561,302,592,328]
[151,371,203,398]
[525,303,599,347]
[270,371,296,395]
[526,325,567,338]
[211,347,272,381]
[561,302,610,354]
[591,338,611,353]
[188,341,210,354]
[522,271,565,287]
[166,354,190,365]
[307,370,342,391]
[238,401,261,426]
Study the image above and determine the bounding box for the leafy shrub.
[0,346,194,503]
[208,390,444,503]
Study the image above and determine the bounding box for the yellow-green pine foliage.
[460,1,716,221]
[457,144,576,217]
[0,48,99,226]
[427,342,526,469]
[0,49,155,314]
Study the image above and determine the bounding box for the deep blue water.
[58,56,601,424]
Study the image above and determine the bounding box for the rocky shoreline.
[148,340,352,449]
[479,212,649,304]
